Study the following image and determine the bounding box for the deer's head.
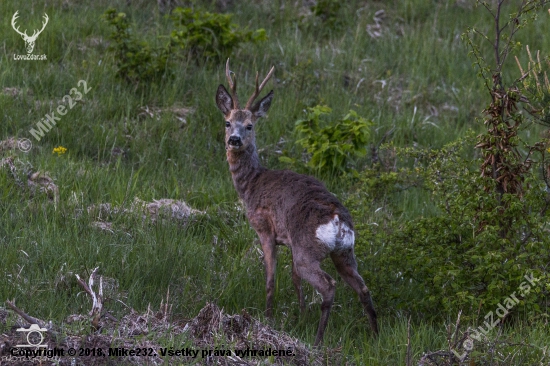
[11,11,49,54]
[216,59,274,152]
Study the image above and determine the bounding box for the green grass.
[1,0,550,364]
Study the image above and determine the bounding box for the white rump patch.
[315,215,355,252]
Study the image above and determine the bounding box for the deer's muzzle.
[227,136,243,148]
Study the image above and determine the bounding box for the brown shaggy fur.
[216,77,378,346]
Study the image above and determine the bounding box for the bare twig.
[103,312,119,322]
[451,309,462,349]
[75,267,103,331]
[159,287,172,321]
[5,300,47,328]
[371,127,395,167]
[480,1,496,19]
[405,316,412,366]
[5,300,59,339]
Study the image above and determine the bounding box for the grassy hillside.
[1,0,550,364]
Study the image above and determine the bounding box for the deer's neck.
[226,144,265,199]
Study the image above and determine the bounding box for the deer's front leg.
[257,232,277,318]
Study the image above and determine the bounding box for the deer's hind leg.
[291,253,305,312]
[292,247,335,346]
[331,248,379,336]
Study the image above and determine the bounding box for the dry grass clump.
[137,105,193,126]
[0,137,20,152]
[188,302,321,366]
[88,197,204,231]
[0,154,59,204]
[1,300,323,366]
[2,269,323,365]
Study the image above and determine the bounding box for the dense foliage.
[281,105,372,174]
[102,9,172,83]
[350,135,550,322]
[169,7,266,61]
[102,6,266,83]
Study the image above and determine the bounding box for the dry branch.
[405,316,412,366]
[5,299,58,339]
[5,300,46,328]
[75,267,103,331]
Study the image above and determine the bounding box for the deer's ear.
[250,90,273,118]
[216,85,233,116]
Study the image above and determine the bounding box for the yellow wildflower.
[53,146,67,156]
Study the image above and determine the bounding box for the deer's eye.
[246,124,253,131]
[225,121,231,128]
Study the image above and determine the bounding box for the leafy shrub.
[346,1,550,329]
[102,9,172,84]
[169,7,266,61]
[311,0,342,29]
[282,105,372,174]
[102,7,267,83]
[300,0,345,36]
[349,134,550,322]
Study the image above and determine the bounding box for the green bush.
[102,9,172,84]
[300,0,345,37]
[282,105,372,174]
[169,7,266,61]
[349,134,550,321]
[102,7,267,83]
[311,0,342,30]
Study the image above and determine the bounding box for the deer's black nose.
[228,136,242,147]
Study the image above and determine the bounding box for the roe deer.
[215,59,379,346]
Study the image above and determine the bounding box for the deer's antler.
[31,13,49,39]
[245,65,275,110]
[225,59,240,109]
[11,12,49,41]
[11,11,27,38]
